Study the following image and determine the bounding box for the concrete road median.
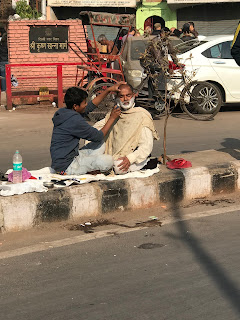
[1,149,240,232]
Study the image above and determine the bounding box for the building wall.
[0,0,13,20]
[30,0,41,11]
[7,19,87,91]
[177,3,240,36]
[136,1,177,33]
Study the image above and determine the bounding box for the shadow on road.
[170,113,199,121]
[164,200,240,316]
[218,138,240,160]
[221,105,240,112]
[169,103,240,121]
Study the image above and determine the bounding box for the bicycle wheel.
[87,82,116,122]
[180,81,222,121]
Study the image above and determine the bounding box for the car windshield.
[175,40,208,54]
[131,40,149,60]
[130,38,208,60]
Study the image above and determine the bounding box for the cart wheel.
[88,83,116,122]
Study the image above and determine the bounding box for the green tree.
[16,0,41,19]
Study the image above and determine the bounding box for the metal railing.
[5,62,83,110]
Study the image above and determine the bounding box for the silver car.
[121,35,183,89]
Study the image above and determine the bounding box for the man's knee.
[97,154,114,172]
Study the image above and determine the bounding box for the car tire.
[180,81,222,121]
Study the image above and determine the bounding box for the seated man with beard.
[93,84,159,174]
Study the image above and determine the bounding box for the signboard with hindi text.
[80,12,135,26]
[48,0,136,7]
[29,26,68,53]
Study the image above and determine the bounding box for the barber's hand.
[109,105,121,120]
[107,81,126,93]
[118,156,131,172]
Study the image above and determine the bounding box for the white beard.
[118,97,135,110]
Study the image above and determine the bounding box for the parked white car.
[122,35,238,117]
[175,35,239,105]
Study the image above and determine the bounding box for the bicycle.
[135,67,222,121]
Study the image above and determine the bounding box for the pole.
[57,65,63,108]
[0,78,1,106]
[41,0,47,19]
[6,64,12,110]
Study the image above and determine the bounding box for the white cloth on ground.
[29,166,160,183]
[1,166,159,197]
[0,180,48,197]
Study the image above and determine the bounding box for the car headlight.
[128,70,142,77]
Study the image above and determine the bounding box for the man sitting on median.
[93,83,159,174]
[50,84,121,175]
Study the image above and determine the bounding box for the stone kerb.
[1,160,240,232]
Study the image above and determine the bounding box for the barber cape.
[104,107,159,160]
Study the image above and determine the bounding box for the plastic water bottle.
[12,150,22,183]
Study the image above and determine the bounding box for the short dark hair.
[188,21,195,27]
[163,27,170,33]
[182,23,190,34]
[173,29,181,38]
[64,87,88,109]
[98,34,107,42]
[121,29,128,37]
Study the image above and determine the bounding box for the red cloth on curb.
[166,158,192,169]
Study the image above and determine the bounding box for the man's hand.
[117,156,131,172]
[109,105,121,120]
[107,82,126,93]
[92,82,126,107]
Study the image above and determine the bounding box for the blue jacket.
[231,22,240,66]
[50,101,104,171]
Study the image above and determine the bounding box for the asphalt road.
[1,105,240,172]
[0,208,239,320]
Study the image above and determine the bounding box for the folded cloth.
[8,167,31,182]
[0,180,48,197]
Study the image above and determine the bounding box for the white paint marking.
[0,204,240,260]
[0,227,142,260]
